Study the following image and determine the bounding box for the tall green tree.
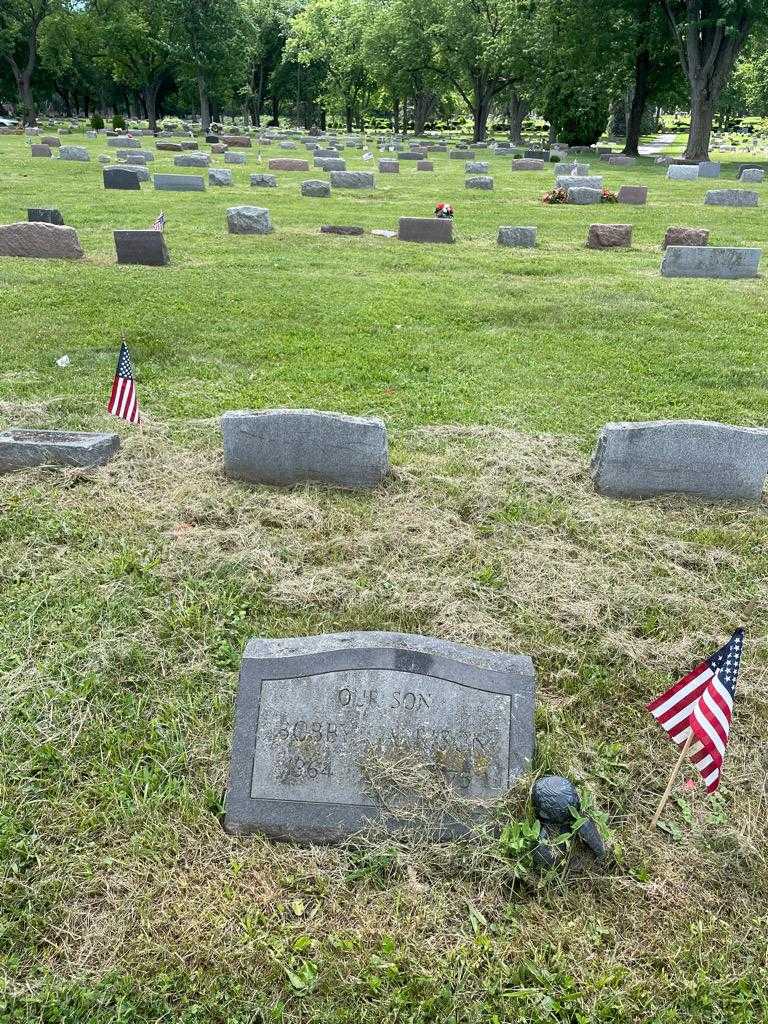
[0,0,60,123]
[659,0,766,159]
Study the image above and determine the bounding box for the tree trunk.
[144,83,159,132]
[345,105,353,132]
[198,72,211,131]
[271,95,279,125]
[471,80,492,142]
[623,46,651,156]
[413,90,435,134]
[507,90,528,145]
[685,80,715,161]
[393,97,400,134]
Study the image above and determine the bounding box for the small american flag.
[152,211,166,231]
[648,629,743,793]
[362,150,373,161]
[107,341,140,424]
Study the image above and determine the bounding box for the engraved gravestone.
[225,632,536,842]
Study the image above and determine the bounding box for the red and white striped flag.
[107,340,140,424]
[152,211,166,231]
[648,629,743,793]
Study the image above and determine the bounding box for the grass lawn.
[1,133,767,1023]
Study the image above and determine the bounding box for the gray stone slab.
[225,152,247,164]
[739,167,764,183]
[498,226,536,247]
[28,208,64,226]
[704,188,758,207]
[250,173,277,188]
[314,157,346,171]
[224,631,536,842]
[124,164,150,182]
[0,222,83,259]
[268,158,310,171]
[416,160,433,171]
[465,161,489,173]
[30,144,51,158]
[301,179,331,197]
[209,168,233,186]
[174,153,210,167]
[103,166,141,190]
[108,136,139,148]
[117,149,154,161]
[568,187,602,205]
[663,226,710,248]
[617,185,647,205]
[398,217,454,243]
[667,164,699,180]
[556,175,603,192]
[661,245,760,279]
[698,161,720,178]
[226,206,273,234]
[320,225,364,235]
[329,170,374,189]
[154,173,205,192]
[465,175,493,190]
[59,146,89,162]
[511,159,545,171]
[450,150,475,160]
[379,159,399,173]
[0,429,120,473]
[591,420,768,502]
[114,229,170,266]
[222,408,386,489]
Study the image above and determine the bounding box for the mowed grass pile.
[1,134,768,1023]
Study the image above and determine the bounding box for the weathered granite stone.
[525,149,548,160]
[279,140,297,149]
[587,223,632,249]
[108,136,139,148]
[114,229,170,266]
[98,155,112,164]
[30,144,51,158]
[397,152,422,161]
[40,136,60,147]
[667,164,699,180]
[209,168,233,186]
[211,144,228,155]
[28,208,64,226]
[226,206,273,234]
[268,158,310,171]
[222,408,387,489]
[314,157,346,171]
[221,134,251,148]
[59,146,90,162]
[154,173,205,192]
[698,161,721,178]
[121,153,146,164]
[379,159,399,173]
[450,150,475,160]
[117,149,154,161]
[329,170,374,189]
[465,161,489,173]
[103,166,141,190]
[0,429,120,472]
[156,141,183,152]
[123,165,150,182]
[465,175,493,190]
[739,167,764,183]
[663,227,710,249]
[497,226,536,248]
[416,160,433,171]
[704,189,759,207]
[0,222,83,259]
[568,187,602,205]
[398,217,454,244]
[225,152,247,164]
[511,159,545,170]
[661,245,760,279]
[301,179,331,197]
[617,185,647,205]
[320,225,364,235]
[608,155,635,166]
[224,631,536,842]
[557,174,603,192]
[250,173,277,188]
[174,153,210,167]
[591,420,768,502]
[555,162,590,176]
[180,141,199,150]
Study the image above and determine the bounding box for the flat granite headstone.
[465,175,493,190]
[225,152,247,164]
[301,179,331,197]
[379,159,399,173]
[329,170,374,189]
[174,153,210,167]
[224,631,536,842]
[398,217,454,243]
[30,144,52,158]
[591,420,768,502]
[667,164,699,180]
[661,245,760,279]
[28,208,64,226]
[114,229,170,266]
[568,187,602,205]
[320,225,364,235]
[222,408,386,488]
[154,173,205,192]
[587,224,632,249]
[740,168,765,183]
[226,206,273,234]
[617,185,647,205]
[511,159,545,171]
[705,189,759,207]
[250,173,277,188]
[698,161,721,178]
[209,168,233,186]
[0,222,83,259]
[59,146,90,162]
[103,166,141,190]
[663,226,710,248]
[557,175,603,192]
[0,429,120,473]
[416,160,433,171]
[268,158,310,171]
[465,161,489,173]
[498,226,536,247]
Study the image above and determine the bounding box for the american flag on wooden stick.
[107,340,140,424]
[648,629,743,793]
[152,211,166,231]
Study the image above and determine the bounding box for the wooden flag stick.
[650,730,694,829]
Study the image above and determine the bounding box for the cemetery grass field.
[2,134,768,1023]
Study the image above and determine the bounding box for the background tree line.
[0,0,766,160]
